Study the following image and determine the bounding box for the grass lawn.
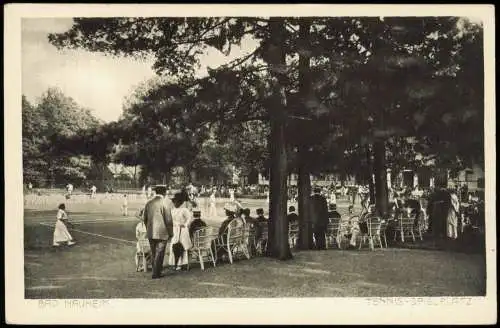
[24,195,486,298]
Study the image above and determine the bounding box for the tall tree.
[22,88,101,187]
[22,95,48,184]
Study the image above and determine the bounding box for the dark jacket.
[189,218,207,238]
[310,193,329,230]
[256,215,267,223]
[287,213,299,226]
[219,216,235,243]
[328,211,341,220]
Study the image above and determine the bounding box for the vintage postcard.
[4,3,496,325]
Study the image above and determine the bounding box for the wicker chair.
[393,211,418,243]
[358,216,383,250]
[215,218,250,264]
[188,226,218,271]
[325,218,345,249]
[135,239,151,272]
[288,222,299,249]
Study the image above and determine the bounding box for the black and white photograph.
[4,4,496,325]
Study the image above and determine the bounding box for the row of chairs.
[137,209,430,271]
[174,219,301,271]
[324,210,427,251]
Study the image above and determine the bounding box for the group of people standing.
[137,186,198,278]
[137,184,278,277]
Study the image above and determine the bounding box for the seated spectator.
[255,208,267,222]
[328,204,341,220]
[359,206,375,233]
[217,204,239,262]
[287,206,299,226]
[189,210,207,238]
[242,208,256,225]
[219,204,238,241]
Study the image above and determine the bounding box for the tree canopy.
[22,88,102,186]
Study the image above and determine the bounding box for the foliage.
[48,18,484,176]
[22,88,102,186]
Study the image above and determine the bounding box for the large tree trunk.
[297,145,313,249]
[296,19,313,250]
[266,18,292,260]
[366,145,376,204]
[373,140,389,216]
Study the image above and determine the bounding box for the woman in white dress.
[208,190,217,218]
[229,188,235,202]
[168,193,193,270]
[53,203,76,247]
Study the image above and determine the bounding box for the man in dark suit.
[310,187,329,250]
[143,185,173,279]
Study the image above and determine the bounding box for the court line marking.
[39,222,136,245]
[26,213,136,218]
[35,218,137,225]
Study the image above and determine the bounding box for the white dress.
[168,206,193,266]
[135,222,150,253]
[208,193,217,218]
[53,209,73,245]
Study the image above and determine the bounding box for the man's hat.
[171,192,185,203]
[193,210,201,217]
[256,208,264,214]
[154,185,167,194]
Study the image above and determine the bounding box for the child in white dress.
[135,213,151,272]
[53,203,76,247]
